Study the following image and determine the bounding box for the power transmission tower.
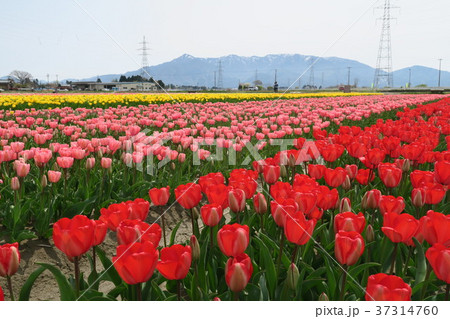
[438,59,443,87]
[373,0,397,88]
[217,59,223,89]
[255,69,258,83]
[214,71,217,88]
[138,36,150,79]
[347,67,352,86]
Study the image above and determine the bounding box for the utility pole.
[438,58,443,87]
[217,59,223,89]
[347,67,351,86]
[56,74,58,85]
[274,69,277,82]
[46,74,50,85]
[214,71,217,88]
[408,68,411,88]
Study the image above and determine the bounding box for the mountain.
[69,54,449,88]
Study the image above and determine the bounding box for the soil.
[0,203,196,301]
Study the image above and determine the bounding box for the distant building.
[71,81,157,92]
[0,79,14,90]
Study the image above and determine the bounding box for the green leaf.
[169,220,183,246]
[413,238,427,286]
[348,262,380,278]
[253,237,277,299]
[33,263,77,300]
[96,247,122,286]
[19,266,46,301]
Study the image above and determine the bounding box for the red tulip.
[423,182,446,205]
[378,195,405,215]
[225,253,253,292]
[284,212,316,245]
[263,164,280,184]
[228,188,246,213]
[270,181,292,202]
[365,273,412,301]
[53,215,95,259]
[270,199,298,227]
[125,198,150,221]
[361,189,381,210]
[381,212,419,244]
[334,212,366,234]
[199,172,225,193]
[0,285,3,301]
[252,193,267,214]
[345,164,358,180]
[157,244,192,280]
[335,231,365,266]
[320,143,344,162]
[420,210,450,246]
[434,161,450,185]
[308,164,326,180]
[366,148,386,166]
[410,170,435,188]
[175,183,202,209]
[291,191,316,215]
[378,163,402,188]
[205,184,231,209]
[217,224,250,257]
[339,197,352,214]
[316,186,339,211]
[324,167,347,188]
[355,169,375,185]
[113,242,159,285]
[149,186,170,206]
[200,203,223,227]
[93,220,107,246]
[117,219,162,247]
[100,202,129,231]
[426,243,450,284]
[0,243,21,277]
[347,142,367,158]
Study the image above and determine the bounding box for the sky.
[0,0,448,81]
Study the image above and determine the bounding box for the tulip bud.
[190,235,200,261]
[319,292,329,301]
[11,177,20,191]
[280,165,287,178]
[361,189,381,210]
[366,224,375,242]
[286,263,299,290]
[171,162,176,170]
[411,188,426,208]
[41,174,48,188]
[213,297,221,301]
[177,144,182,153]
[253,193,267,214]
[192,206,200,219]
[341,175,351,190]
[86,157,95,170]
[101,157,112,169]
[339,197,352,213]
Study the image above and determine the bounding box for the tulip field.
[0,92,449,301]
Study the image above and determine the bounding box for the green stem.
[210,226,214,248]
[92,246,97,272]
[389,243,398,275]
[291,245,299,263]
[445,284,449,301]
[161,212,167,247]
[233,291,239,301]
[6,276,14,301]
[136,283,142,301]
[74,256,80,297]
[260,213,264,232]
[421,264,433,300]
[189,209,195,237]
[177,280,182,301]
[403,246,413,276]
[339,265,348,301]
[276,232,286,275]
